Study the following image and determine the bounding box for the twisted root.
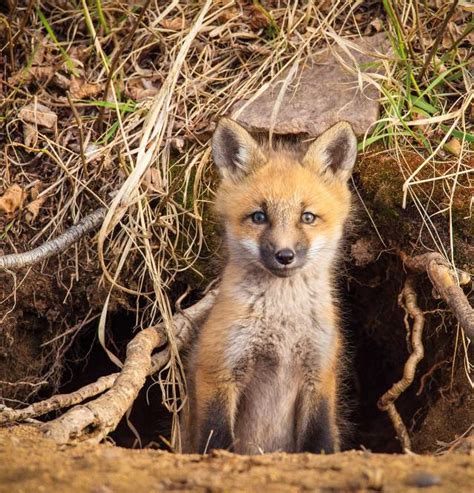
[378,276,425,451]
[0,287,218,444]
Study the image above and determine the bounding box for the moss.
[355,148,472,267]
[356,152,405,208]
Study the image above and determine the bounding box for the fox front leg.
[197,391,234,453]
[194,376,240,453]
[297,376,340,454]
[300,396,339,453]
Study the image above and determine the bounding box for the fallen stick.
[378,276,425,451]
[400,251,473,341]
[0,207,106,270]
[0,287,218,435]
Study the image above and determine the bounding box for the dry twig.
[419,0,459,80]
[378,276,426,451]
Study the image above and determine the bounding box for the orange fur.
[183,119,357,454]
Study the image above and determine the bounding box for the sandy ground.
[0,425,472,493]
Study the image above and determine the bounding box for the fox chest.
[223,306,334,378]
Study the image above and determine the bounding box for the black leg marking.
[198,396,233,453]
[301,398,336,454]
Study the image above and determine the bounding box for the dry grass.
[0,1,472,448]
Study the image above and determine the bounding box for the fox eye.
[251,211,267,224]
[301,212,317,224]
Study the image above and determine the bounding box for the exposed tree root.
[42,327,162,444]
[0,287,218,444]
[0,207,106,270]
[378,251,473,451]
[0,374,117,426]
[400,251,473,341]
[378,276,426,451]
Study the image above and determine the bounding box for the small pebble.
[407,471,441,488]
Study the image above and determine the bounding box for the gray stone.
[407,471,442,488]
[231,33,389,137]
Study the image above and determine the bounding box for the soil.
[0,426,472,493]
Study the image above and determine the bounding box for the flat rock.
[231,33,389,137]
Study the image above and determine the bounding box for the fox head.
[212,118,357,278]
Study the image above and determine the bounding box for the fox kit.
[183,118,357,454]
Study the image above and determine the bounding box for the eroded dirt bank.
[0,426,472,493]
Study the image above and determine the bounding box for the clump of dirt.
[0,425,472,493]
[355,149,473,269]
[0,260,124,402]
[414,361,474,454]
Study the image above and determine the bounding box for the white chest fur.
[223,270,336,373]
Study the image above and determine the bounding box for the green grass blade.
[36,7,79,76]
[96,0,109,33]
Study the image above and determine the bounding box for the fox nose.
[275,249,295,265]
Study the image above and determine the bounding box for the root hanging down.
[400,251,473,341]
[0,207,106,270]
[377,251,473,451]
[0,287,218,444]
[378,276,426,452]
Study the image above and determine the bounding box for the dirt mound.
[0,426,472,493]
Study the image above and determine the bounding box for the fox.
[182,117,357,455]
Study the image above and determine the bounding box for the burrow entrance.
[56,252,471,453]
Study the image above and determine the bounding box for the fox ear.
[302,121,357,181]
[212,118,265,181]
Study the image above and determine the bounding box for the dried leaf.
[370,18,384,33]
[247,5,270,30]
[9,65,57,86]
[25,195,47,223]
[30,182,42,200]
[143,168,162,193]
[442,23,455,49]
[0,184,27,215]
[160,17,187,30]
[70,77,103,99]
[218,7,239,22]
[126,78,161,101]
[69,45,90,64]
[23,123,38,148]
[444,137,461,156]
[19,102,57,129]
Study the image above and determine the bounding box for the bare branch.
[0,208,106,270]
[378,276,426,451]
